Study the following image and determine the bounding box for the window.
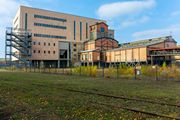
[85,54,88,60]
[53,51,55,54]
[60,50,67,58]
[80,22,82,40]
[38,42,40,45]
[25,13,28,30]
[33,42,36,45]
[34,33,66,39]
[48,43,50,46]
[34,23,66,29]
[86,23,88,39]
[109,34,112,38]
[33,50,36,53]
[44,42,46,46]
[48,51,50,54]
[74,21,76,40]
[74,44,76,47]
[38,50,40,53]
[54,43,55,46]
[34,14,67,22]
[73,49,76,52]
[100,27,105,32]
[44,51,46,54]
[89,54,91,60]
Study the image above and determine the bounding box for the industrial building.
[80,22,118,66]
[80,22,180,66]
[5,6,106,68]
[106,36,179,66]
[5,6,180,68]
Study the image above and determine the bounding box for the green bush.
[104,65,134,78]
[72,66,97,77]
[141,66,154,76]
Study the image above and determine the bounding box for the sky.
[0,0,180,58]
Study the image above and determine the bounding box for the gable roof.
[120,36,177,48]
[107,36,177,52]
[90,22,108,27]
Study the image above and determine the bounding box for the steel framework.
[5,28,32,67]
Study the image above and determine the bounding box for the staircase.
[5,28,32,67]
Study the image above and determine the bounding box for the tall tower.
[90,22,109,40]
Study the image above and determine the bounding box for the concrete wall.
[84,41,95,51]
[14,6,105,62]
[95,38,118,50]
[81,51,100,62]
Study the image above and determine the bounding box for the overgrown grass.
[2,65,180,80]
[0,71,180,119]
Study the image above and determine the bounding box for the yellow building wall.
[106,47,147,63]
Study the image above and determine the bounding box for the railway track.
[93,102,180,120]
[59,87,180,119]
[61,88,180,108]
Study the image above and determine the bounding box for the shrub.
[162,61,167,70]
[72,66,97,77]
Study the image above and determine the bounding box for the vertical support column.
[151,56,153,66]
[10,28,12,66]
[5,30,7,64]
[87,61,89,66]
[98,61,101,68]
[58,60,60,68]
[67,60,69,67]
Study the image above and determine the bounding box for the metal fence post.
[155,66,158,81]
[102,63,104,78]
[117,65,119,79]
[80,66,81,76]
[134,65,137,80]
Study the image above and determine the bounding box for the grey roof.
[107,36,177,52]
[119,36,176,48]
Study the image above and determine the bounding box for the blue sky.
[0,0,180,58]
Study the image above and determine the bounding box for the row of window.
[33,50,56,54]
[34,14,66,22]
[34,23,66,29]
[25,13,28,30]
[80,22,82,40]
[33,42,56,46]
[73,21,88,40]
[81,54,92,61]
[34,33,66,39]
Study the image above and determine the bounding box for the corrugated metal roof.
[119,36,176,48]
[107,36,177,52]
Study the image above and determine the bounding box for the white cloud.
[132,25,180,43]
[0,0,29,58]
[97,0,155,19]
[171,11,180,16]
[121,16,150,28]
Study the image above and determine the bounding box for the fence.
[1,64,180,81]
